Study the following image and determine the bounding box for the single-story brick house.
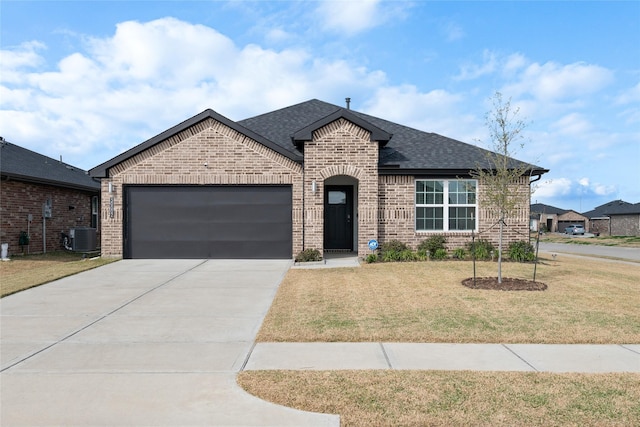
[0,138,101,255]
[583,200,640,236]
[90,99,547,259]
[530,203,589,233]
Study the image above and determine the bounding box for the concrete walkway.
[1,259,338,426]
[245,342,640,373]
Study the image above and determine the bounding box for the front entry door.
[324,186,353,250]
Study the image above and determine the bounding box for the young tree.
[472,92,534,284]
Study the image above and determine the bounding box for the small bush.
[365,253,378,263]
[508,240,536,262]
[295,248,322,262]
[417,249,428,260]
[379,240,409,262]
[432,248,448,260]
[399,249,419,262]
[452,248,467,260]
[417,235,446,255]
[467,239,495,260]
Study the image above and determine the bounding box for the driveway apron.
[1,259,338,426]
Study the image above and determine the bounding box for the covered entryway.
[124,185,292,259]
[324,185,353,250]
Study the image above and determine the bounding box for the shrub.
[365,253,378,263]
[467,239,495,260]
[508,240,536,262]
[432,248,448,260]
[417,249,429,260]
[295,248,322,262]
[379,240,409,262]
[452,248,467,260]
[417,235,446,255]
[399,249,419,262]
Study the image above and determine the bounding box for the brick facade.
[610,214,640,236]
[378,175,531,250]
[0,180,96,256]
[303,118,379,255]
[98,115,534,258]
[100,117,303,257]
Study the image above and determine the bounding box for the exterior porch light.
[311,180,317,194]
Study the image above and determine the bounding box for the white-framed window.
[415,179,477,231]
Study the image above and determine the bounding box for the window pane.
[449,207,476,230]
[328,191,346,204]
[417,207,443,231]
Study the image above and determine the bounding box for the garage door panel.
[125,186,292,259]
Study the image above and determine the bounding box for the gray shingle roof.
[0,138,99,192]
[90,98,548,178]
[239,99,547,175]
[582,200,637,218]
[531,203,567,215]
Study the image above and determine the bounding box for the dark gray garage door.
[124,185,292,259]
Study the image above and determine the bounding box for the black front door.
[324,186,353,250]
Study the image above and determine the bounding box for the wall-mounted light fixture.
[108,182,115,194]
[311,180,317,194]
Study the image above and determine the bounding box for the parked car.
[564,224,585,235]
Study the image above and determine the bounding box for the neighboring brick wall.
[303,118,379,256]
[0,180,96,255]
[610,214,640,236]
[589,218,610,236]
[378,175,531,251]
[101,118,303,257]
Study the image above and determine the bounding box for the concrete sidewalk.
[245,342,640,373]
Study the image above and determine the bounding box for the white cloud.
[550,113,593,136]
[0,41,46,84]
[535,178,573,198]
[442,21,465,42]
[0,17,397,168]
[455,50,498,81]
[314,0,409,36]
[578,177,590,187]
[504,61,614,102]
[535,177,617,201]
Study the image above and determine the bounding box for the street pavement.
[538,241,640,262]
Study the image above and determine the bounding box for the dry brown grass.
[237,370,640,426]
[0,251,117,297]
[257,256,640,344]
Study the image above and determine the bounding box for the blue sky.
[1,0,638,212]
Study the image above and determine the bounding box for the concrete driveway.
[0,259,338,426]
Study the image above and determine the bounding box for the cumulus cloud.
[314,0,409,36]
[0,17,401,168]
[361,85,481,142]
[455,50,498,80]
[503,61,614,102]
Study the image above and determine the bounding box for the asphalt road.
[538,242,640,262]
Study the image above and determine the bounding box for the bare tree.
[472,92,534,284]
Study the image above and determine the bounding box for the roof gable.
[582,199,635,218]
[530,203,567,215]
[0,138,99,192]
[90,109,303,178]
[291,108,392,148]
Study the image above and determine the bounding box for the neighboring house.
[530,203,588,233]
[583,200,640,237]
[0,138,101,255]
[90,99,547,259]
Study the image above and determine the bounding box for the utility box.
[70,227,97,252]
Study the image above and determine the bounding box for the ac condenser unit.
[70,227,97,252]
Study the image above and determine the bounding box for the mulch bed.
[462,277,547,291]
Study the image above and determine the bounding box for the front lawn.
[0,251,117,297]
[256,256,640,344]
[240,257,640,426]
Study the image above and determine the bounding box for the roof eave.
[1,172,100,193]
[90,109,302,178]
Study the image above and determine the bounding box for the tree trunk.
[498,215,503,284]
